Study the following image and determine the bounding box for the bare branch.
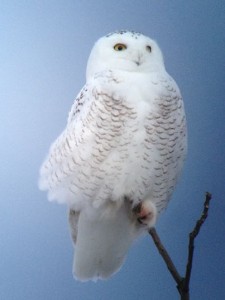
[148,192,212,300]
[149,227,183,285]
[183,192,212,292]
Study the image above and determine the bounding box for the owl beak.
[134,53,143,66]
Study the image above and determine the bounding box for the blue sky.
[1,1,225,299]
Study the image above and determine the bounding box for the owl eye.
[114,43,127,51]
[146,45,152,52]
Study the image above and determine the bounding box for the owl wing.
[39,70,126,206]
[39,81,86,199]
[39,78,100,204]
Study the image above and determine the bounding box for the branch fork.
[149,192,212,300]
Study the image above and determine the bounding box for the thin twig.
[148,192,212,299]
[149,227,183,285]
[183,192,212,292]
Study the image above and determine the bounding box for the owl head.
[86,30,165,80]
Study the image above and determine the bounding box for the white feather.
[73,201,141,281]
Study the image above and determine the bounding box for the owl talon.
[137,213,152,224]
[133,200,157,228]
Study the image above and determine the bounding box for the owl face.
[86,31,165,80]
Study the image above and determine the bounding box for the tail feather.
[72,202,140,281]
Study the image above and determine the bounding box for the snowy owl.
[39,30,187,281]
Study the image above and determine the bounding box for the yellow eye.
[114,43,127,51]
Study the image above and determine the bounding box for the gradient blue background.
[1,1,225,299]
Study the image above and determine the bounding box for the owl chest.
[91,96,180,162]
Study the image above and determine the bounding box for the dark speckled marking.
[106,30,142,39]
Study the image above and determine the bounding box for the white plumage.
[39,30,187,281]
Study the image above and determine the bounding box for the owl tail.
[72,202,140,281]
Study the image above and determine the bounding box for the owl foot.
[133,200,157,228]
